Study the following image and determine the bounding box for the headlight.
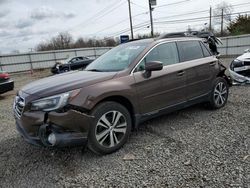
[31,89,80,111]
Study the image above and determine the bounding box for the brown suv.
[13,37,231,154]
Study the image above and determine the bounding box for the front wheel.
[62,68,69,72]
[208,77,229,109]
[88,102,132,155]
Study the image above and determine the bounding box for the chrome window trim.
[130,39,205,75]
[130,41,174,75]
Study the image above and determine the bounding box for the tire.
[88,101,132,155]
[62,67,69,72]
[208,77,229,109]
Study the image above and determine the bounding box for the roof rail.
[158,31,215,39]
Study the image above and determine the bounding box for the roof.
[127,37,202,45]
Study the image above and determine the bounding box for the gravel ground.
[0,69,249,188]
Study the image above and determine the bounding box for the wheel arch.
[216,69,232,86]
[94,95,136,129]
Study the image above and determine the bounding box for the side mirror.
[244,49,250,53]
[145,61,163,72]
[143,61,163,78]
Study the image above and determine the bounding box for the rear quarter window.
[177,41,204,62]
[200,42,212,57]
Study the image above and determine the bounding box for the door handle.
[177,70,185,76]
[210,62,216,66]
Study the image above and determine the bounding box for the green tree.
[227,14,250,35]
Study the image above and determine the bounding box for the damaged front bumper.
[15,109,94,147]
[229,59,250,84]
[229,69,250,84]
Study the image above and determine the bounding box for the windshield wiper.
[87,69,103,72]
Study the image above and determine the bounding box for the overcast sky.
[0,0,249,54]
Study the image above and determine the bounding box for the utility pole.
[209,6,212,31]
[221,8,224,36]
[128,0,134,40]
[148,0,154,37]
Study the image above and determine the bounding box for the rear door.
[133,42,187,114]
[176,40,215,100]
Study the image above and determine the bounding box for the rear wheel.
[88,102,132,155]
[208,77,229,109]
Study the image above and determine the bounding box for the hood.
[237,52,250,61]
[21,70,116,98]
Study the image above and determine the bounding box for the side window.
[78,57,84,60]
[177,41,204,62]
[70,58,78,63]
[200,42,212,57]
[135,42,179,72]
[145,42,179,66]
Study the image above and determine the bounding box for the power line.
[68,0,127,32]
[154,10,250,24]
[155,0,191,8]
[154,10,209,21]
[92,12,148,35]
[130,1,148,9]
[72,1,250,36]
[104,10,250,38]
[60,1,250,40]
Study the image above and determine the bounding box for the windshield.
[85,42,148,72]
[61,57,72,64]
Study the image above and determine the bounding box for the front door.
[133,42,187,115]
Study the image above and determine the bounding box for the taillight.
[0,73,9,79]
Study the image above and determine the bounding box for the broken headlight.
[31,89,80,112]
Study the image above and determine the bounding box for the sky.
[0,0,249,54]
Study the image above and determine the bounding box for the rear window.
[177,41,204,62]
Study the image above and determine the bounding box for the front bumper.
[229,69,250,84]
[15,109,94,147]
[51,67,59,74]
[16,121,43,146]
[0,80,14,94]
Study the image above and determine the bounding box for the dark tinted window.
[177,41,204,62]
[136,42,179,72]
[70,58,78,63]
[200,42,211,57]
[145,42,179,66]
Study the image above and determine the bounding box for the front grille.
[244,61,250,66]
[14,95,25,119]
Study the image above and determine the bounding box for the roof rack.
[158,31,215,39]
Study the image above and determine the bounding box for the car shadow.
[0,103,212,182]
[0,91,16,100]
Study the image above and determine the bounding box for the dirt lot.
[0,68,249,187]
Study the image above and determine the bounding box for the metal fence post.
[94,48,97,59]
[53,51,57,63]
[226,38,229,56]
[0,57,2,71]
[28,53,33,74]
[74,50,77,56]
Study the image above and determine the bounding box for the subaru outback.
[13,37,230,154]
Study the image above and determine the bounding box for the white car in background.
[229,49,250,84]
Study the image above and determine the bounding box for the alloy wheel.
[95,111,127,148]
[214,82,227,106]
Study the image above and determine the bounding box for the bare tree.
[51,32,73,50]
[35,33,118,51]
[104,38,118,46]
[213,1,233,36]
